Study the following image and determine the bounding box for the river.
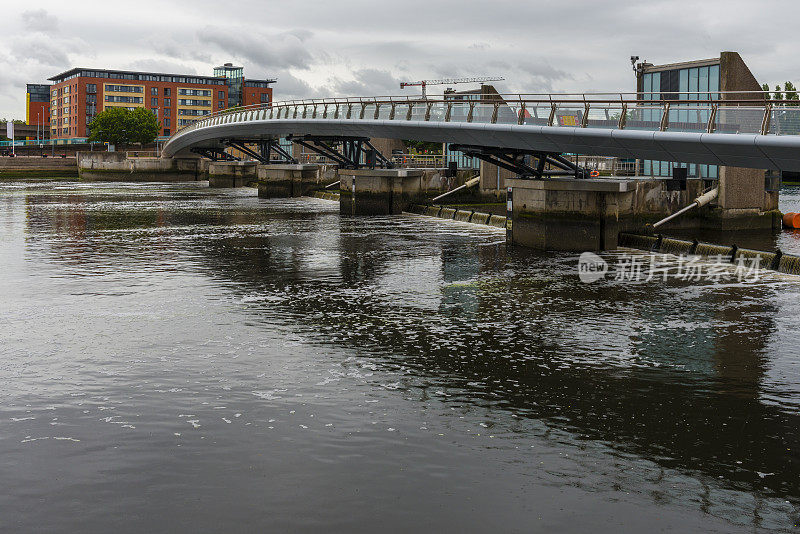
[1,180,799,532]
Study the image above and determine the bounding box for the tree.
[0,118,26,141]
[88,107,160,146]
[784,81,799,104]
[126,108,161,144]
[762,82,799,106]
[403,139,442,154]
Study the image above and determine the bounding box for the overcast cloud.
[0,0,796,119]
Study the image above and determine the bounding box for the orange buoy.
[589,170,600,177]
[783,212,800,229]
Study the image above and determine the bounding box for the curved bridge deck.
[162,92,800,171]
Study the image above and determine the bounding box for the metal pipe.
[652,188,718,229]
[324,180,340,189]
[431,176,480,203]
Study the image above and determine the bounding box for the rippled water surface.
[2,181,800,533]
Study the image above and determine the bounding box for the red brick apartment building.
[45,66,274,140]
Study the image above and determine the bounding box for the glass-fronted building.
[639,59,721,179]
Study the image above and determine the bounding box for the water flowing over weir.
[2,180,800,532]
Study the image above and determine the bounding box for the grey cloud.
[10,38,69,67]
[331,69,400,96]
[200,26,316,71]
[125,59,200,75]
[269,70,316,100]
[21,9,58,33]
[144,34,213,63]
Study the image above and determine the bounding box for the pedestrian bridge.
[162,92,800,172]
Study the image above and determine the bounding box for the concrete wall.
[0,156,78,178]
[77,152,201,181]
[718,52,769,210]
[479,160,515,194]
[369,138,405,158]
[719,51,763,97]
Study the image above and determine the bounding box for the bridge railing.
[168,91,800,141]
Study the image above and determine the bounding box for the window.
[178,88,211,97]
[218,101,224,109]
[105,95,143,103]
[86,84,97,93]
[86,94,97,104]
[163,118,171,127]
[163,129,170,135]
[261,93,270,103]
[178,99,211,106]
[164,98,171,106]
[178,109,211,116]
[164,88,171,96]
[218,90,224,100]
[151,87,158,95]
[163,108,171,117]
[151,97,158,106]
[104,84,144,93]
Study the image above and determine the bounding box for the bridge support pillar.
[507,178,637,251]
[507,177,781,251]
[208,161,258,188]
[338,169,423,215]
[257,164,322,198]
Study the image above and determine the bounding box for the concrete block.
[425,206,442,217]
[488,215,507,228]
[471,212,491,224]
[454,210,473,222]
[440,208,457,219]
[338,169,424,215]
[208,161,258,188]
[257,164,320,198]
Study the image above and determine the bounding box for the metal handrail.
[167,90,800,141]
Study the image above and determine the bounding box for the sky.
[0,0,797,120]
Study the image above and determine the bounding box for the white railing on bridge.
[168,91,800,142]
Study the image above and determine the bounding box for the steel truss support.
[190,147,239,161]
[224,139,298,164]
[449,144,590,179]
[287,135,393,169]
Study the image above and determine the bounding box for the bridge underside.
[163,119,800,172]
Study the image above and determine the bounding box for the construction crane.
[400,76,505,98]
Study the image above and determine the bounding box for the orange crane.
[400,76,505,98]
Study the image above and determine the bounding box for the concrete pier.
[257,164,321,198]
[208,161,258,188]
[77,152,202,181]
[507,177,780,251]
[338,169,424,215]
